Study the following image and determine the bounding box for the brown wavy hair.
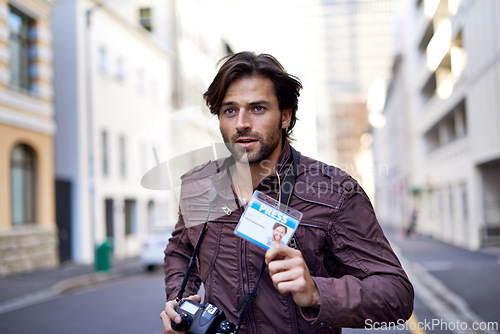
[203,51,302,141]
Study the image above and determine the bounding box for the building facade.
[0,0,58,275]
[374,0,500,249]
[52,0,174,264]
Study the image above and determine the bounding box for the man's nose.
[235,110,251,131]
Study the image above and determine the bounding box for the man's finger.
[164,294,202,325]
[186,294,202,303]
[164,300,181,324]
[268,256,304,275]
[265,244,299,264]
[160,310,180,334]
[274,279,308,295]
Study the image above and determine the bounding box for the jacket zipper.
[240,217,256,333]
[188,204,227,214]
[294,193,339,210]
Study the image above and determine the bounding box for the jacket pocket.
[293,221,331,277]
[182,201,237,226]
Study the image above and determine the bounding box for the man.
[267,223,287,246]
[160,51,414,333]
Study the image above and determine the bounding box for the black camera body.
[172,299,236,334]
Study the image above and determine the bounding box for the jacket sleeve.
[302,182,414,328]
[164,212,202,301]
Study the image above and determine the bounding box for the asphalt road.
[1,237,498,334]
[0,271,166,334]
[0,267,434,334]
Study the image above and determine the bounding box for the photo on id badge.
[234,191,302,250]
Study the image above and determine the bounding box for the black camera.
[172,299,236,334]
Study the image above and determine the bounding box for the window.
[455,100,467,137]
[102,131,109,177]
[11,144,36,226]
[421,72,437,101]
[116,58,125,81]
[449,186,454,222]
[105,198,114,238]
[139,8,152,32]
[460,183,468,224]
[99,48,108,73]
[119,136,126,178]
[8,6,34,91]
[147,200,155,230]
[424,99,467,153]
[124,199,137,235]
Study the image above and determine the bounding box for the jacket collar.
[275,140,293,178]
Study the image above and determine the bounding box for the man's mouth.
[235,138,258,145]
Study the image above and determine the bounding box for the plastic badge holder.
[234,190,303,250]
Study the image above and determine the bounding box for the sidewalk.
[0,256,145,315]
[385,227,500,333]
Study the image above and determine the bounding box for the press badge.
[234,191,303,250]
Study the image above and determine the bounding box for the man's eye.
[253,106,265,113]
[223,108,237,116]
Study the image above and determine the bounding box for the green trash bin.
[95,239,113,272]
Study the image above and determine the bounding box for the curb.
[392,244,499,334]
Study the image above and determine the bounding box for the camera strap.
[233,146,300,332]
[234,259,266,331]
[279,145,300,207]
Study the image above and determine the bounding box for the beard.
[221,124,282,164]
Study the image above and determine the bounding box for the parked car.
[140,227,173,271]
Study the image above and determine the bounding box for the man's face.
[272,226,287,243]
[218,76,291,164]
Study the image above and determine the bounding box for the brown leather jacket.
[164,142,414,333]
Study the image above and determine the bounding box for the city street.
[0,230,499,334]
[2,1,499,333]
[0,271,166,334]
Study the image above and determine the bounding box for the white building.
[161,0,231,183]
[52,0,174,264]
[374,0,500,249]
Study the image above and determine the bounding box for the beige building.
[0,0,58,275]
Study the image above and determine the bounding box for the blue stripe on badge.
[284,218,298,229]
[251,201,298,229]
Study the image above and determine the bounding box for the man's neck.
[232,152,280,202]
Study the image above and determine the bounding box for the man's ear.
[282,109,292,129]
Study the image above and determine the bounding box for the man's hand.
[265,244,321,308]
[159,294,202,334]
